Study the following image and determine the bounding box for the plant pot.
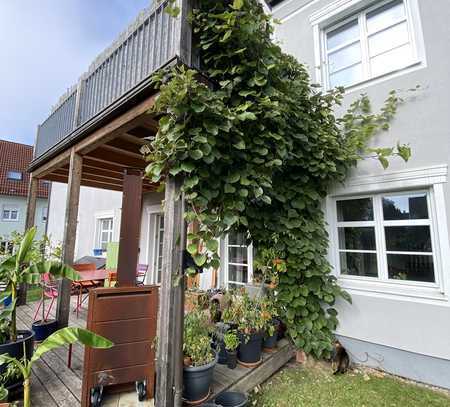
[32,319,58,342]
[226,350,237,369]
[215,391,248,407]
[237,331,263,366]
[263,319,280,350]
[218,340,228,365]
[183,352,218,404]
[0,330,34,397]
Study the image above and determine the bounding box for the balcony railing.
[34,0,192,161]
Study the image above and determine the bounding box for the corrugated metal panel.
[35,0,188,161]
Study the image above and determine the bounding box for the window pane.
[7,171,23,181]
[385,226,432,252]
[228,233,247,246]
[328,42,361,73]
[382,193,428,220]
[368,21,409,57]
[338,227,376,250]
[329,63,363,88]
[327,19,359,50]
[367,0,406,34]
[337,198,374,222]
[387,254,434,282]
[10,211,18,220]
[228,264,248,284]
[370,43,413,77]
[2,210,9,219]
[340,252,378,277]
[228,247,248,264]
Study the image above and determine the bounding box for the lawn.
[249,361,450,407]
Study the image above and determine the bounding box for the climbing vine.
[145,0,411,358]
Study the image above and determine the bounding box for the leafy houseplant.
[0,327,112,407]
[223,331,239,370]
[0,228,79,392]
[183,309,217,404]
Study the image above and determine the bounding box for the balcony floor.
[16,296,294,406]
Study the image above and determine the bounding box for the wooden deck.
[15,296,294,406]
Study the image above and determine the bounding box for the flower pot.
[183,352,218,404]
[263,319,280,350]
[237,331,263,366]
[226,350,237,370]
[0,330,34,398]
[215,391,248,407]
[32,319,58,342]
[218,340,228,365]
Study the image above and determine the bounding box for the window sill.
[338,276,447,302]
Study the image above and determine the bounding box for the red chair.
[33,273,58,321]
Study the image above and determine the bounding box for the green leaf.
[233,140,246,150]
[187,243,198,255]
[204,122,219,135]
[16,227,36,267]
[190,149,204,160]
[237,112,257,121]
[397,143,411,162]
[181,162,195,173]
[378,155,389,169]
[193,254,206,267]
[206,239,219,252]
[31,327,113,365]
[232,0,244,9]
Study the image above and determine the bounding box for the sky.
[0,0,152,146]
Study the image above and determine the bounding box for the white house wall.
[271,0,450,387]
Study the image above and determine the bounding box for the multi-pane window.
[97,218,114,251]
[6,171,23,181]
[324,0,416,89]
[225,233,253,288]
[2,206,19,222]
[336,191,436,284]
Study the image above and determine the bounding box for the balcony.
[32,0,194,168]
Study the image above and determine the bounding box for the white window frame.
[145,205,165,285]
[223,234,254,288]
[94,213,114,253]
[311,0,426,92]
[2,206,19,222]
[326,165,450,301]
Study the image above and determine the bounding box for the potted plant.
[0,327,112,407]
[223,331,239,370]
[260,295,280,351]
[183,308,217,404]
[0,228,79,395]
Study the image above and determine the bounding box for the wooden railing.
[34,0,193,161]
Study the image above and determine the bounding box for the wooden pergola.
[25,92,186,406]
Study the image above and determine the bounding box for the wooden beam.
[116,169,143,286]
[100,144,144,160]
[85,147,146,169]
[33,150,71,178]
[56,149,82,328]
[120,133,149,145]
[155,177,186,407]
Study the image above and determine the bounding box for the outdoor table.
[73,270,108,318]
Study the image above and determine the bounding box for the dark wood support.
[56,149,82,328]
[116,169,143,287]
[155,177,186,407]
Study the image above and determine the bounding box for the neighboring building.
[37,0,450,390]
[268,0,450,390]
[0,140,49,248]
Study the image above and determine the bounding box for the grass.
[249,361,450,407]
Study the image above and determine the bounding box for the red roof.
[0,140,49,199]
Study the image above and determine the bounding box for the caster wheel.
[136,380,147,402]
[90,386,103,407]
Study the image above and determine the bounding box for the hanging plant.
[144,0,412,358]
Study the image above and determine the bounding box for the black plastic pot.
[218,340,228,365]
[238,331,263,365]
[263,320,280,350]
[226,350,237,369]
[215,391,248,407]
[32,319,58,342]
[183,352,218,403]
[0,330,34,398]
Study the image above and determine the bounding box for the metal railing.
[34,0,191,160]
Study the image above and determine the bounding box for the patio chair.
[33,273,58,321]
[136,264,148,285]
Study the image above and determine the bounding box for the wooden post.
[116,168,143,286]
[18,176,39,305]
[56,149,82,328]
[155,177,186,407]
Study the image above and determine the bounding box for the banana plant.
[0,227,80,342]
[0,327,113,407]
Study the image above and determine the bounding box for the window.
[96,218,113,251]
[2,206,19,222]
[336,191,436,284]
[41,207,48,223]
[151,214,164,285]
[224,233,253,288]
[6,171,23,181]
[322,0,420,89]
